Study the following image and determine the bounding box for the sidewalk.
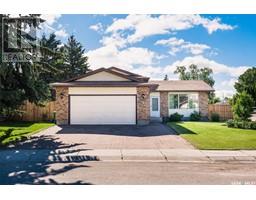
[1,149,256,163]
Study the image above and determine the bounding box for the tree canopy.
[231,91,254,120]
[0,16,90,117]
[174,64,217,103]
[174,64,215,87]
[0,14,53,116]
[61,35,90,80]
[39,33,64,83]
[234,67,256,106]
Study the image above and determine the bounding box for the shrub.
[169,112,183,122]
[230,91,254,120]
[226,119,256,130]
[226,119,234,127]
[211,112,220,122]
[190,111,201,121]
[162,116,169,124]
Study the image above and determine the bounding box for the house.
[51,67,214,125]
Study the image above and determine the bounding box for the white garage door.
[70,95,136,125]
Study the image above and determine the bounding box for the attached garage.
[70,95,136,125]
[52,67,158,125]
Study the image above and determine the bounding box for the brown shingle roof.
[150,80,214,92]
[109,66,150,82]
[51,81,158,87]
[62,67,149,83]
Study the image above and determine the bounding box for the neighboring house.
[51,67,214,125]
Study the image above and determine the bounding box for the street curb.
[1,149,256,164]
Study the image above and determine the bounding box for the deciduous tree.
[174,64,215,103]
[234,67,256,106]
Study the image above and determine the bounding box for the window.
[169,94,178,109]
[188,94,198,109]
[152,97,159,111]
[179,94,188,109]
[169,93,198,109]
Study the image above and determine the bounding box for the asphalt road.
[1,161,256,185]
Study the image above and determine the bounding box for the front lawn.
[168,122,256,150]
[0,122,54,146]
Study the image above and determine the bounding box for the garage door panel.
[70,96,136,124]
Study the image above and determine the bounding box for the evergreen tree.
[39,33,64,83]
[62,35,90,80]
[0,15,56,117]
[163,74,169,81]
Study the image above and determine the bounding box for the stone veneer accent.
[137,86,150,125]
[199,92,209,117]
[55,87,69,125]
[160,91,168,118]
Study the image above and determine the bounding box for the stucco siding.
[76,71,130,81]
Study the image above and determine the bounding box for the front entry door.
[150,95,160,117]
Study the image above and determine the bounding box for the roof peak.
[61,67,149,83]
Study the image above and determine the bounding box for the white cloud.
[55,29,68,38]
[221,78,237,87]
[41,14,61,25]
[159,55,249,97]
[167,55,249,77]
[86,15,240,95]
[87,45,156,69]
[100,33,127,48]
[215,78,238,98]
[133,66,170,79]
[200,17,235,34]
[88,47,249,80]
[39,15,69,39]
[215,90,235,99]
[87,43,249,96]
[155,37,210,55]
[183,43,210,55]
[105,15,235,45]
[89,23,103,32]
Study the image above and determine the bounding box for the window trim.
[168,92,199,110]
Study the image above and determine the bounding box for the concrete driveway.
[2,123,256,185]
[12,123,193,150]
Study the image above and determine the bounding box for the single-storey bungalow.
[52,67,214,125]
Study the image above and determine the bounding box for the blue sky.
[41,14,256,98]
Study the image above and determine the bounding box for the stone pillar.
[55,87,69,125]
[136,86,150,125]
[199,92,209,118]
[160,91,168,118]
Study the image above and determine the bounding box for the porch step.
[150,117,162,122]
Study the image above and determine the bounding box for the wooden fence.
[15,101,233,122]
[208,103,233,121]
[17,101,56,122]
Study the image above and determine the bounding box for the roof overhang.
[63,67,149,83]
[51,81,158,88]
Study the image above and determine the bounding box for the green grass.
[0,122,54,146]
[168,122,256,150]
